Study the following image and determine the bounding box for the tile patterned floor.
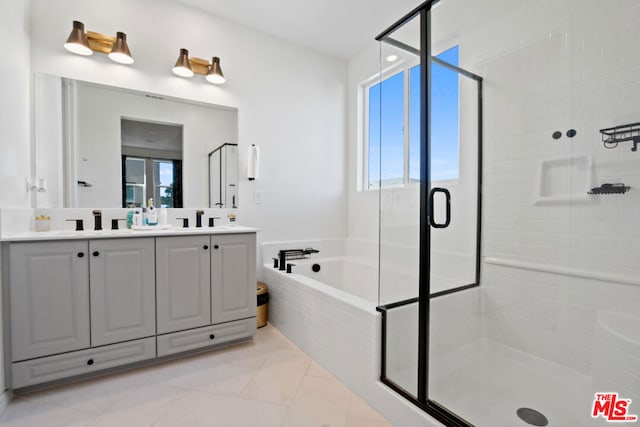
[0,324,393,427]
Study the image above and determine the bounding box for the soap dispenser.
[146,198,158,226]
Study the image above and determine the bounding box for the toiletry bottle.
[159,208,168,226]
[133,208,142,227]
[227,213,237,226]
[127,209,134,229]
[146,198,158,226]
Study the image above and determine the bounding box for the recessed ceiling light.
[386,54,398,62]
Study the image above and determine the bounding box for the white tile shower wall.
[429,0,640,378]
[481,263,640,382]
[592,312,640,405]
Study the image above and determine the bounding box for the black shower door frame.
[375,1,483,426]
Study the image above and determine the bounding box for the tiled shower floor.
[0,325,392,427]
[392,338,611,426]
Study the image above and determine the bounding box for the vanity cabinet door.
[211,233,256,324]
[9,241,90,361]
[156,235,211,334]
[89,238,156,346]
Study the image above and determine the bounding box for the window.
[123,156,182,208]
[365,45,459,189]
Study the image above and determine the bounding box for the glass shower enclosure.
[374,1,640,426]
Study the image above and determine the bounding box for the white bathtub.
[261,238,442,427]
[289,257,378,304]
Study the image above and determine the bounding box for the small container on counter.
[34,215,51,232]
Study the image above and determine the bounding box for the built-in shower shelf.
[587,183,630,195]
[534,155,593,204]
[600,122,640,151]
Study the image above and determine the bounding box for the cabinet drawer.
[11,337,156,389]
[157,318,255,357]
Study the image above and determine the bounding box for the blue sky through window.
[368,45,459,188]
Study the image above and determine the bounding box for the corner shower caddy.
[600,122,640,151]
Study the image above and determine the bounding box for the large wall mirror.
[33,73,239,208]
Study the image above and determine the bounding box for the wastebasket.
[256,282,269,328]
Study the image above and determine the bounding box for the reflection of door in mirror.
[121,119,183,208]
[209,143,238,208]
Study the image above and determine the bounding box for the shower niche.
[534,155,593,204]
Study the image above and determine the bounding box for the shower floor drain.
[517,408,549,426]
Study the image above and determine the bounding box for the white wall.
[0,0,31,407]
[29,0,348,243]
[0,0,31,208]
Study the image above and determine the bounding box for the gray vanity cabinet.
[211,233,256,324]
[5,230,257,389]
[89,238,155,346]
[156,235,211,334]
[8,240,90,362]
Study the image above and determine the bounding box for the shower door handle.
[429,187,451,229]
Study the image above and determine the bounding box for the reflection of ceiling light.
[386,54,398,62]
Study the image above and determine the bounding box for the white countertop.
[0,225,259,242]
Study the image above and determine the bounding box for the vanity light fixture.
[108,32,134,64]
[63,20,134,64]
[206,57,225,84]
[172,49,226,84]
[64,21,92,56]
[172,48,194,77]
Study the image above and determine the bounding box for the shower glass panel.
[430,0,637,426]
[378,0,639,426]
[377,15,421,307]
[376,12,421,397]
[376,0,482,411]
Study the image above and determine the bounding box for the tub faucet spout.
[278,249,302,271]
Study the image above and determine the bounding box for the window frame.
[360,45,461,191]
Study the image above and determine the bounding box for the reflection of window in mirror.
[121,118,183,207]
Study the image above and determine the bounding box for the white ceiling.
[173,0,424,59]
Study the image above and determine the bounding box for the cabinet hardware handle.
[92,251,99,257]
[87,358,94,366]
[203,245,209,250]
[214,245,219,249]
[77,252,84,258]
[209,334,215,340]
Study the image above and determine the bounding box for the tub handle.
[286,263,296,274]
